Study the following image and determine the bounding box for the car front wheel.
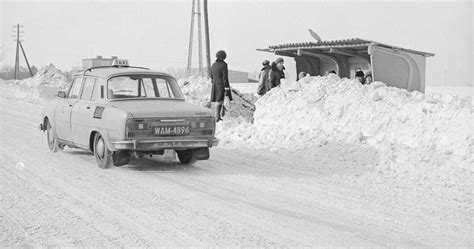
[93,133,113,169]
[177,149,198,165]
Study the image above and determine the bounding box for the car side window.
[80,78,96,100]
[142,78,155,98]
[68,78,83,99]
[156,78,175,98]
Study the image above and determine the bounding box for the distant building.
[190,68,249,83]
[71,66,83,75]
[82,56,118,70]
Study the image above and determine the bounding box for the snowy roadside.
[0,64,68,106]
[0,68,473,246]
[2,70,472,201]
[182,75,473,225]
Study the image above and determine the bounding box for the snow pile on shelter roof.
[218,74,473,161]
[178,76,256,122]
[14,63,69,89]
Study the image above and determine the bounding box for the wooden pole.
[14,24,20,79]
[19,41,33,77]
[197,0,203,76]
[186,0,196,75]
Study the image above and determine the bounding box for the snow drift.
[10,63,69,89]
[214,75,473,195]
[218,74,473,161]
[178,76,256,122]
[0,64,69,104]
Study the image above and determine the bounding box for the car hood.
[109,99,213,118]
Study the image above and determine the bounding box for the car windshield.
[107,75,183,100]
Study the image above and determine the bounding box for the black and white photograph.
[0,0,472,247]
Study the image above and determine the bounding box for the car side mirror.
[58,91,67,98]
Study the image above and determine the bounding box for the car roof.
[74,66,175,79]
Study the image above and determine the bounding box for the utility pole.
[11,24,33,79]
[13,24,21,79]
[186,0,205,77]
[203,0,211,77]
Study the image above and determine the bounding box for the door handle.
[68,104,73,107]
[86,106,91,109]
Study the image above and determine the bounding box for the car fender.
[40,101,59,131]
[89,106,131,152]
[88,127,117,151]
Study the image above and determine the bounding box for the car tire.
[93,133,113,169]
[177,149,197,165]
[46,120,60,152]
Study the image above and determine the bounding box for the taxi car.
[39,60,218,168]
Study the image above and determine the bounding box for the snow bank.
[215,75,473,194]
[178,76,256,122]
[218,74,473,161]
[11,63,69,89]
[0,64,69,104]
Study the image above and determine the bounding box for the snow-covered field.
[426,85,474,97]
[0,66,472,247]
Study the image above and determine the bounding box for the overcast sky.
[1,0,472,86]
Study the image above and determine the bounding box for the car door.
[55,77,83,141]
[71,77,97,147]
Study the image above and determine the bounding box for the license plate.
[154,126,190,136]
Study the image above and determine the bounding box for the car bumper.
[111,138,219,151]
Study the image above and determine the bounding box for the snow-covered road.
[0,91,471,247]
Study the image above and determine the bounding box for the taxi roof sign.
[112,59,129,67]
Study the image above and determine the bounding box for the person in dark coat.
[210,50,232,121]
[257,60,271,96]
[355,70,365,84]
[268,57,285,88]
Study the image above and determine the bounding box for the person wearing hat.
[364,71,372,84]
[355,70,365,84]
[257,59,272,96]
[210,50,232,121]
[269,57,285,88]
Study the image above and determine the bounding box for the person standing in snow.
[257,60,271,96]
[210,50,232,122]
[269,57,285,88]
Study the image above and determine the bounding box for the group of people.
[255,60,373,97]
[209,50,374,122]
[257,57,286,96]
[210,53,288,121]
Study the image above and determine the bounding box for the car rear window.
[107,75,183,100]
